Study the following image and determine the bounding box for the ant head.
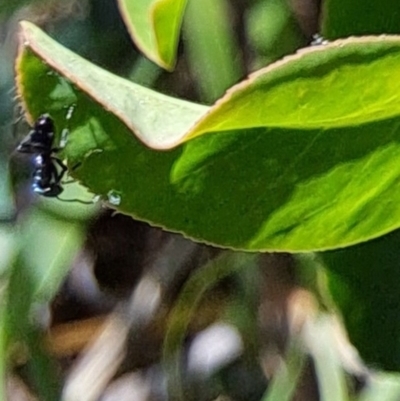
[31,114,55,142]
[17,114,55,153]
[34,114,53,130]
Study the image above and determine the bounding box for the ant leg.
[52,157,80,185]
[62,179,75,185]
[51,156,97,204]
[51,157,68,183]
[71,162,82,171]
[56,196,96,205]
[62,162,83,184]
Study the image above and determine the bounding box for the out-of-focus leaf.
[303,316,349,401]
[322,229,400,371]
[0,0,43,15]
[359,372,400,401]
[129,56,162,87]
[17,22,400,251]
[19,208,84,301]
[183,0,243,102]
[322,0,400,39]
[263,341,305,401]
[245,0,303,68]
[0,307,7,401]
[163,252,258,400]
[117,0,187,70]
[0,226,16,276]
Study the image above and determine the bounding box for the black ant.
[17,114,93,204]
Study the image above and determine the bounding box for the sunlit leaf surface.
[16,22,400,251]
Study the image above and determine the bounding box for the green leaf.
[16,22,400,251]
[322,0,400,39]
[117,0,187,70]
[187,37,400,136]
[17,21,208,149]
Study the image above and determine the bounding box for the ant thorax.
[16,113,95,204]
[17,114,67,197]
